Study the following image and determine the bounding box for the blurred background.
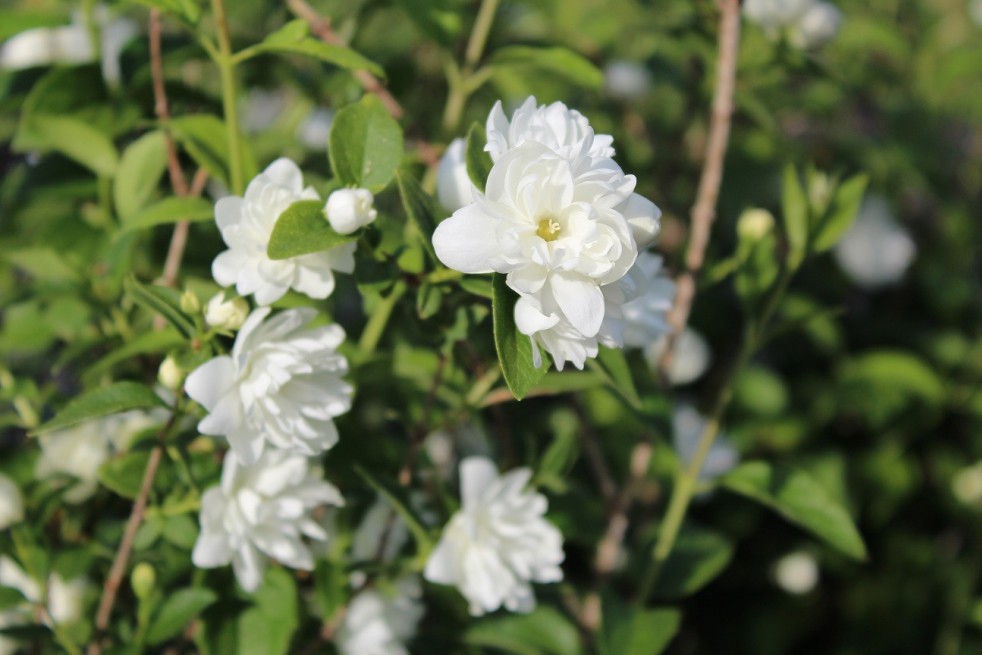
[1,0,982,653]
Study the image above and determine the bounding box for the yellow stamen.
[537,216,562,242]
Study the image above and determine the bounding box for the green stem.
[441,0,501,133]
[358,281,407,354]
[464,0,501,70]
[209,0,244,194]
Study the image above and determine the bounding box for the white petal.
[460,457,499,509]
[262,158,305,195]
[431,204,500,274]
[185,356,235,411]
[617,193,662,249]
[215,196,244,231]
[550,272,605,337]
[192,531,232,568]
[423,534,458,585]
[514,297,560,336]
[232,543,265,592]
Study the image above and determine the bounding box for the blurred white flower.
[603,60,652,101]
[485,96,614,163]
[972,0,982,28]
[0,7,138,84]
[602,252,676,350]
[185,307,352,465]
[952,462,982,505]
[424,457,564,616]
[834,196,916,289]
[36,411,157,503]
[789,2,844,49]
[205,291,249,331]
[742,0,812,32]
[297,108,335,151]
[212,158,355,306]
[0,556,88,625]
[241,88,288,133]
[192,449,343,592]
[773,551,819,595]
[0,611,17,655]
[673,404,738,481]
[423,422,493,480]
[649,327,712,385]
[351,496,409,566]
[0,473,23,530]
[336,575,424,655]
[437,138,476,212]
[326,188,378,234]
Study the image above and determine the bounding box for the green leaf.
[237,568,299,655]
[590,347,641,409]
[734,233,780,306]
[169,115,256,187]
[599,605,680,655]
[121,197,215,232]
[115,131,169,220]
[124,277,196,339]
[492,274,549,400]
[811,173,868,252]
[266,199,359,260]
[34,382,166,435]
[3,248,79,285]
[464,606,583,655]
[236,25,384,78]
[651,525,734,598]
[392,0,462,46]
[355,466,433,562]
[161,514,199,551]
[329,95,404,191]
[781,164,809,269]
[719,461,867,560]
[147,588,218,646]
[83,328,186,384]
[464,122,492,193]
[491,46,604,90]
[396,169,440,261]
[23,115,119,177]
[99,451,152,499]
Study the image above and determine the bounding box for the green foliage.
[492,274,549,400]
[19,115,119,177]
[329,95,404,192]
[490,46,605,90]
[121,197,215,232]
[266,199,359,260]
[34,383,166,435]
[599,604,681,655]
[464,606,583,655]
[720,462,867,561]
[395,169,440,261]
[465,122,493,192]
[651,525,735,599]
[235,21,385,78]
[146,588,219,645]
[114,131,169,221]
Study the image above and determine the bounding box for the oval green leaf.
[492,273,549,400]
[267,199,359,260]
[329,95,404,192]
[34,382,167,435]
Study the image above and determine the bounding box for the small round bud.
[737,208,775,241]
[953,464,982,505]
[180,289,201,315]
[205,292,249,331]
[131,562,156,600]
[325,188,377,235]
[157,355,183,390]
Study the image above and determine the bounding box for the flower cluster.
[743,0,843,49]
[434,96,674,370]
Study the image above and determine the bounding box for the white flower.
[789,2,843,49]
[241,88,288,133]
[972,0,982,28]
[0,473,23,530]
[604,60,652,101]
[336,575,424,655]
[433,142,660,370]
[673,404,738,482]
[649,327,712,385]
[485,96,614,163]
[0,7,137,84]
[36,411,157,503]
[0,556,87,625]
[424,457,564,616]
[773,551,819,595]
[297,108,335,151]
[212,158,355,306]
[601,252,675,351]
[833,196,915,289]
[192,449,344,592]
[742,0,812,32]
[351,496,409,566]
[326,188,378,235]
[437,138,476,212]
[205,291,249,331]
[185,307,352,465]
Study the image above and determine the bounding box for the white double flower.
[433,97,663,370]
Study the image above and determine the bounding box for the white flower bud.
[603,60,652,101]
[0,473,24,530]
[205,292,249,331]
[157,355,183,390]
[437,138,476,212]
[130,563,156,600]
[773,551,819,595]
[789,2,843,50]
[737,208,775,241]
[180,288,201,314]
[325,188,377,235]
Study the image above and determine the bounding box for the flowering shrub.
[1,0,981,654]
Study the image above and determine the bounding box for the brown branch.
[660,0,742,375]
[161,168,210,288]
[87,446,164,655]
[286,0,404,120]
[150,9,188,198]
[582,438,653,632]
[398,354,447,486]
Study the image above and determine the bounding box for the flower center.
[536,216,562,242]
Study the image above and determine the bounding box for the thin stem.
[660,0,742,375]
[209,0,244,194]
[442,0,501,133]
[161,168,210,288]
[358,281,407,354]
[464,0,501,70]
